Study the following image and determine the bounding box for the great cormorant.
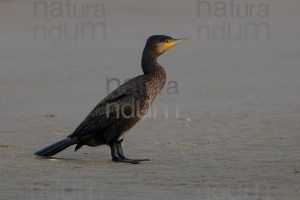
[34,35,189,164]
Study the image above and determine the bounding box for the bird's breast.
[140,73,166,114]
[119,70,166,134]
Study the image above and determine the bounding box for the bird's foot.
[112,156,150,164]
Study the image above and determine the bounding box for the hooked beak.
[172,38,190,46]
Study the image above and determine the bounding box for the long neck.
[141,49,161,75]
[141,47,167,94]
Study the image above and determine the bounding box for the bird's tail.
[34,138,76,157]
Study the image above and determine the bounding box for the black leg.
[110,142,138,164]
[115,141,150,164]
[116,141,125,159]
[109,143,119,162]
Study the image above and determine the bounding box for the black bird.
[34,35,189,164]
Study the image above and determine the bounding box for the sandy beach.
[0,0,299,199]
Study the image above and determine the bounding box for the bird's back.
[68,75,151,140]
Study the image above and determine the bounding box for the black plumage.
[34,35,188,164]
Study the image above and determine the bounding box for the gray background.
[0,0,299,199]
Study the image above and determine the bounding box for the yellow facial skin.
[162,39,173,50]
[158,38,189,54]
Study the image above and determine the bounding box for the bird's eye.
[165,40,170,43]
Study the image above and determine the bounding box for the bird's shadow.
[34,155,112,164]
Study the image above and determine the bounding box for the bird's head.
[144,35,189,56]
